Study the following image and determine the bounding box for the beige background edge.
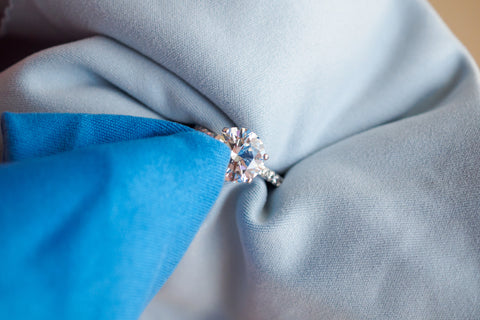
[430,0,480,65]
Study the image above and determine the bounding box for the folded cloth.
[1,0,480,319]
[0,112,230,319]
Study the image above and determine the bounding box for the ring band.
[195,126,283,187]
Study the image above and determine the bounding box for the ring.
[195,126,283,187]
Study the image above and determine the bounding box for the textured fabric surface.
[2,112,192,161]
[1,0,480,319]
[0,113,230,319]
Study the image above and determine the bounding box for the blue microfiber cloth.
[0,112,230,319]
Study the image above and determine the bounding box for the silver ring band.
[258,167,283,187]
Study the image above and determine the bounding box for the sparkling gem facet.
[218,127,267,183]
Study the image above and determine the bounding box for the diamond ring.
[195,126,283,187]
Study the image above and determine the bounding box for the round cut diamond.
[218,127,267,183]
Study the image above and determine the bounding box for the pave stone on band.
[195,126,283,187]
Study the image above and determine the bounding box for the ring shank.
[259,167,283,187]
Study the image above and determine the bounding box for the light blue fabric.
[1,0,480,319]
[0,112,230,319]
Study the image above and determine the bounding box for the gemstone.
[217,127,267,183]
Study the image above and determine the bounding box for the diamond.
[217,127,267,183]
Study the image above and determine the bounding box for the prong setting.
[195,125,283,187]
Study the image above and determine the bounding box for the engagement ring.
[195,126,283,187]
